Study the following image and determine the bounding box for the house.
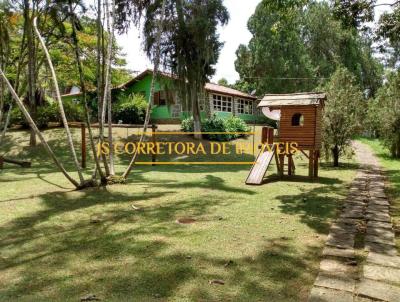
[61,69,267,124]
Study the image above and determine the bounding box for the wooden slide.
[245,144,276,185]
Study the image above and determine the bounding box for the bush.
[181,115,250,141]
[10,98,84,129]
[35,102,59,128]
[63,99,85,122]
[203,116,231,141]
[181,116,194,132]
[113,93,147,124]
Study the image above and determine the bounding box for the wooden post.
[313,150,319,178]
[0,156,3,169]
[152,124,156,166]
[288,154,293,176]
[279,153,285,178]
[261,127,269,144]
[81,123,86,169]
[274,149,280,175]
[308,149,314,178]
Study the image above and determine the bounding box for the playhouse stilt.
[279,154,285,177]
[313,150,319,178]
[308,150,314,178]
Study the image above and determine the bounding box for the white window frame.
[212,94,233,112]
[237,98,253,115]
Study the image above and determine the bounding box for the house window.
[154,90,175,106]
[291,113,304,126]
[212,94,232,112]
[237,99,253,114]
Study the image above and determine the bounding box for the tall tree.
[369,71,400,157]
[143,0,229,139]
[376,3,400,68]
[234,0,382,95]
[322,67,364,166]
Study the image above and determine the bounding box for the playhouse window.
[291,113,304,126]
[212,94,232,112]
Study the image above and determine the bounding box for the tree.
[332,0,375,29]
[322,67,364,166]
[376,3,400,68]
[370,71,400,157]
[122,0,166,179]
[234,0,382,95]
[143,0,229,139]
[217,78,229,86]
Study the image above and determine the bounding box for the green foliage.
[10,99,84,128]
[143,0,229,129]
[376,5,400,68]
[368,71,400,157]
[180,116,194,132]
[332,0,375,29]
[322,67,365,165]
[217,78,229,87]
[234,1,383,95]
[181,115,250,141]
[112,93,147,124]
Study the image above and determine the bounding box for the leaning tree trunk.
[0,104,12,145]
[332,145,339,167]
[68,0,105,183]
[0,68,79,187]
[33,17,85,184]
[122,0,166,180]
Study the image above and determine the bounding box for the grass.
[0,127,358,301]
[357,137,400,249]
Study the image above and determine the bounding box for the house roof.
[117,69,178,89]
[204,83,257,99]
[258,92,326,107]
[61,69,256,100]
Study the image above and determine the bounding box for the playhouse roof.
[258,92,326,107]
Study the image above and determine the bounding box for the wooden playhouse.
[246,92,325,185]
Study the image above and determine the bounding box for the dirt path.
[308,141,400,302]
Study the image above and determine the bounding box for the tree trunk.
[192,85,202,140]
[104,0,115,176]
[33,17,85,184]
[0,67,79,188]
[0,104,12,145]
[332,145,339,167]
[23,0,36,147]
[122,0,166,180]
[68,0,105,182]
[96,0,110,176]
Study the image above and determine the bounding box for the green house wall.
[61,73,269,124]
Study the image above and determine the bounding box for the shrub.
[10,98,84,128]
[203,116,231,141]
[181,115,250,141]
[63,99,85,122]
[35,102,59,128]
[113,93,147,124]
[181,116,194,132]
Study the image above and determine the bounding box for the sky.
[115,0,397,85]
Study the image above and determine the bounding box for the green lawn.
[357,137,400,248]
[0,128,357,301]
